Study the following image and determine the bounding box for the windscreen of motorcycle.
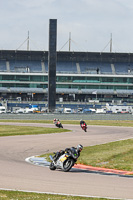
[70,147,78,159]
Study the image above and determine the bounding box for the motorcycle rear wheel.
[49,162,56,170]
[63,158,75,172]
[59,124,63,128]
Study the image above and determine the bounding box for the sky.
[0,0,133,52]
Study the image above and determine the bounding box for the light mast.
[69,32,71,51]
[27,31,30,51]
[110,33,112,52]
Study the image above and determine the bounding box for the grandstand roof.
[0,87,133,95]
[1,50,133,63]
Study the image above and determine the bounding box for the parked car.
[63,108,72,113]
[0,106,6,113]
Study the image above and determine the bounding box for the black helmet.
[77,144,83,152]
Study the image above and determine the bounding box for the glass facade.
[0,74,133,91]
[1,50,133,103]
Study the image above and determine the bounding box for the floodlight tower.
[48,19,57,112]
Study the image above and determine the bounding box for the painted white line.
[0,188,130,200]
[25,156,50,167]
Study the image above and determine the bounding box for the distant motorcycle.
[55,121,63,128]
[49,148,80,172]
[81,123,87,132]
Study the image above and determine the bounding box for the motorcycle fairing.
[56,154,67,169]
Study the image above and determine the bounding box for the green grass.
[0,119,133,127]
[78,139,133,171]
[43,139,133,172]
[0,119,53,123]
[0,125,70,137]
[61,120,133,127]
[0,190,117,200]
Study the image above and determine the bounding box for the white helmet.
[77,144,83,152]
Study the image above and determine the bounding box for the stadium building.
[0,50,133,104]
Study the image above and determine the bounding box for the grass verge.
[78,139,133,171]
[0,125,70,137]
[0,190,118,200]
[43,139,133,172]
[0,119,133,127]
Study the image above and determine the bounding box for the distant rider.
[80,119,87,127]
[53,118,61,126]
[53,118,58,125]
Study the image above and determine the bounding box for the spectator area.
[0,60,6,71]
[9,60,42,72]
[0,60,133,75]
[114,62,133,74]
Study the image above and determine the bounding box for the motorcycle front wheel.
[63,158,75,172]
[49,162,56,170]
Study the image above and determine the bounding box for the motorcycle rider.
[53,118,58,124]
[53,144,83,162]
[65,144,83,158]
[80,119,87,127]
[53,118,62,127]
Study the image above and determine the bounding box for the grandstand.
[0,50,133,103]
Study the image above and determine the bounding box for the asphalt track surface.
[0,122,133,199]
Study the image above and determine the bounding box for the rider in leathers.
[54,144,83,162]
[80,119,87,127]
[53,118,61,127]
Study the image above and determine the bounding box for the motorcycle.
[49,148,79,172]
[81,123,87,132]
[55,121,63,128]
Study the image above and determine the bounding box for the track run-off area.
[0,121,133,199]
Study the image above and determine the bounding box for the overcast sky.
[0,0,133,52]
